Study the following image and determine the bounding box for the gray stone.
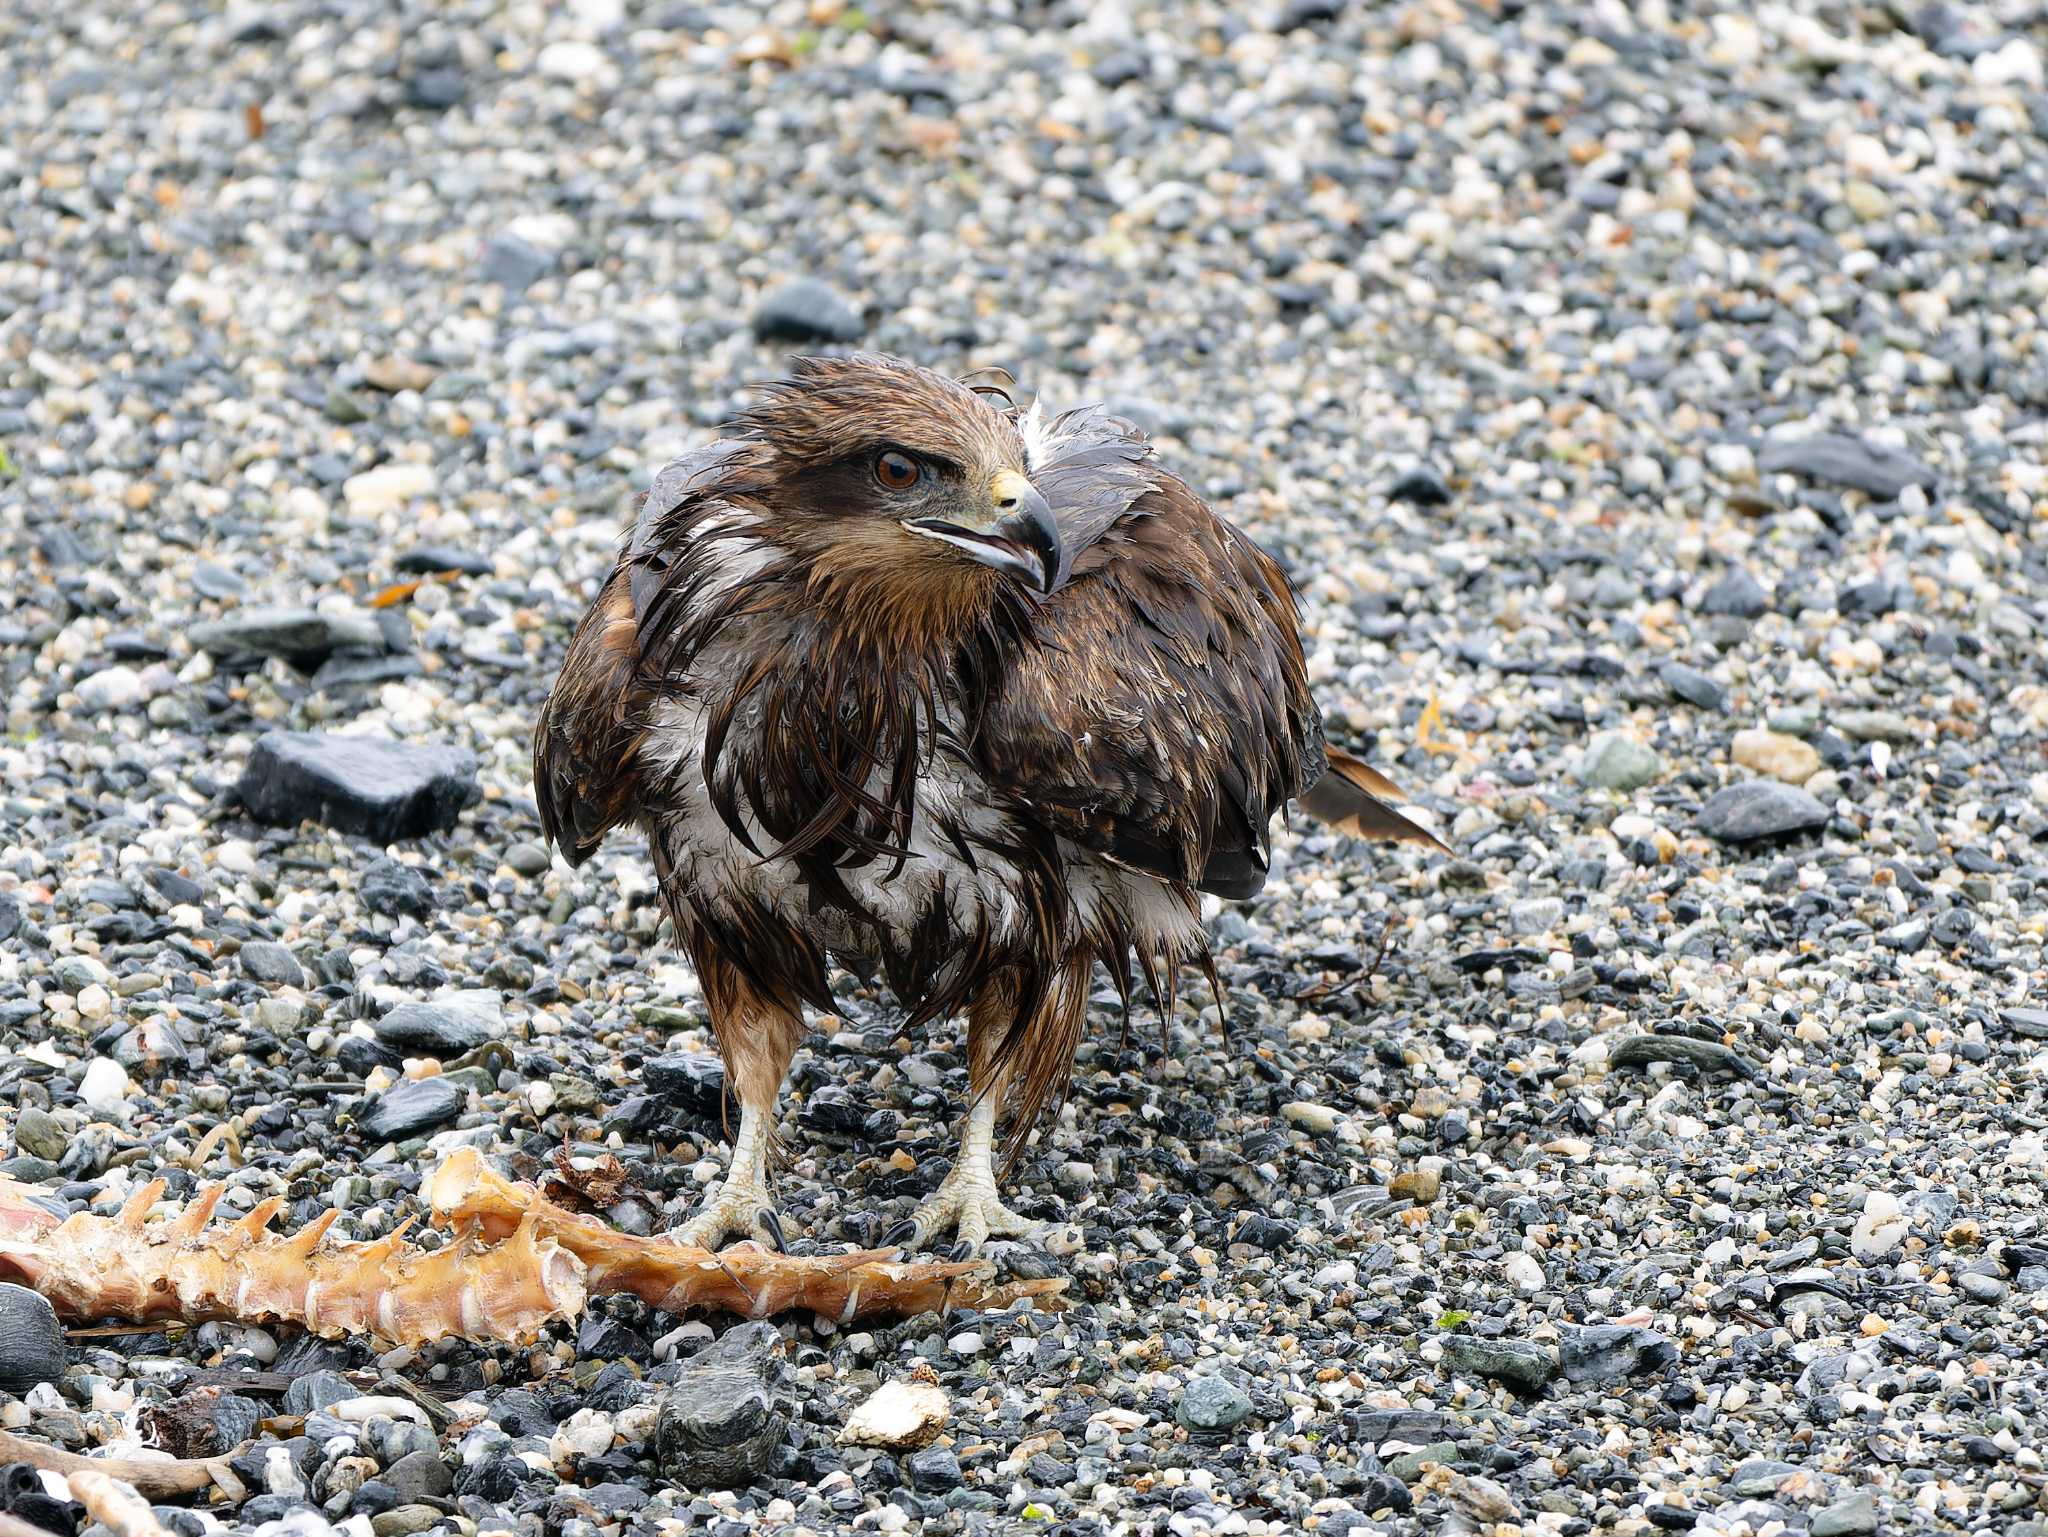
[1579,733,1661,791]
[1699,781,1829,843]
[2003,1008,2048,1040]
[1833,708,1914,743]
[238,940,304,987]
[1609,1034,1759,1078]
[1439,1336,1557,1395]
[655,1322,785,1489]
[188,606,383,668]
[14,1106,70,1162]
[360,857,434,920]
[1175,1374,1254,1435]
[358,1077,464,1142]
[750,279,863,344]
[372,992,502,1057]
[1759,432,1937,498]
[506,840,551,876]
[282,1368,354,1418]
[0,1284,66,1394]
[1659,661,1727,712]
[478,231,553,292]
[1729,1459,1813,1498]
[1811,1490,1881,1537]
[237,732,480,841]
[382,1449,453,1504]
[1699,566,1771,618]
[1559,1325,1677,1384]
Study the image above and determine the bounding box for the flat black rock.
[1388,463,1452,506]
[643,1052,732,1118]
[655,1322,785,1490]
[188,606,383,669]
[237,732,480,841]
[1758,432,1937,499]
[1700,567,1770,619]
[395,545,494,577]
[238,940,304,987]
[372,995,501,1057]
[360,857,435,919]
[1699,781,1829,843]
[1561,1325,1679,1384]
[358,1077,464,1142]
[0,1283,66,1394]
[750,279,863,344]
[1659,661,1727,712]
[1609,1034,1759,1078]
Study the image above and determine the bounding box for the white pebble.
[79,1058,132,1110]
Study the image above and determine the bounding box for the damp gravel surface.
[5,2,2048,1535]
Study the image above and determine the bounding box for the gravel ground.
[5,1,2048,1534]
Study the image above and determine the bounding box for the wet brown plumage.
[534,353,1443,1253]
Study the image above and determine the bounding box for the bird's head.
[731,354,1064,606]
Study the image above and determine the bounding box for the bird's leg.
[892,1086,1037,1257]
[888,979,1044,1256]
[673,955,802,1252]
[675,1096,782,1251]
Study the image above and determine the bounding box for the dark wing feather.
[976,410,1322,899]
[1298,747,1451,853]
[533,443,744,866]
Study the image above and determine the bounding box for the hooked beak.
[902,469,1064,594]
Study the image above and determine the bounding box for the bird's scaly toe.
[674,1182,783,1252]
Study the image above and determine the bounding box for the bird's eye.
[874,450,921,491]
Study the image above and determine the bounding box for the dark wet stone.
[237,732,480,840]
[2003,1008,2048,1040]
[357,1077,464,1142]
[372,996,499,1057]
[1658,661,1727,712]
[310,655,424,691]
[1609,1035,1758,1077]
[655,1322,784,1490]
[0,1284,66,1394]
[188,606,382,668]
[906,1446,964,1493]
[750,279,863,344]
[1759,432,1937,498]
[281,1371,355,1415]
[1560,1325,1679,1384]
[382,1450,453,1504]
[360,857,435,920]
[395,545,495,578]
[1439,1336,1557,1394]
[1388,463,1452,506]
[1699,781,1829,843]
[238,940,304,987]
[1699,567,1770,618]
[643,1052,730,1118]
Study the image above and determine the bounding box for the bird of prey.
[534,354,1443,1254]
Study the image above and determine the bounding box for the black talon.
[881,1218,920,1250]
[757,1208,787,1254]
[943,1240,973,1264]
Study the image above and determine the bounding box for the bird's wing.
[532,442,747,866]
[980,404,1443,896]
[974,441,1322,900]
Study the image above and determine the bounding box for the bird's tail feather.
[1299,747,1452,853]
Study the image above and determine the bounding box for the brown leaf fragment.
[543,1146,632,1211]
